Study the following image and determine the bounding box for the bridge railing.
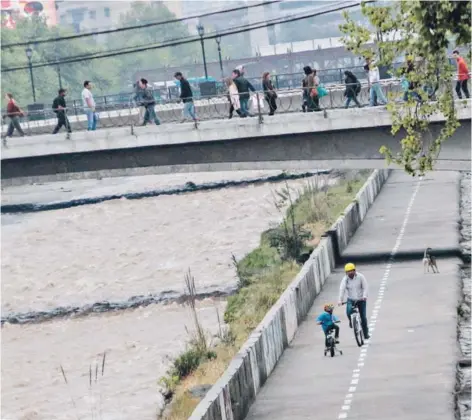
[0,78,418,138]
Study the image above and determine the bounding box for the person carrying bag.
[303,66,321,112]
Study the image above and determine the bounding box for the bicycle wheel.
[330,345,335,357]
[352,314,364,347]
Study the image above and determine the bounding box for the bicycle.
[324,321,343,357]
[343,300,365,347]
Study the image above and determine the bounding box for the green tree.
[339,0,471,175]
[1,16,121,106]
[109,1,199,84]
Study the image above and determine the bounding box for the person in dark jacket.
[174,72,197,122]
[262,71,277,115]
[232,69,255,117]
[302,77,308,112]
[343,71,362,108]
[134,80,146,125]
[139,78,160,126]
[52,88,72,134]
[402,57,420,102]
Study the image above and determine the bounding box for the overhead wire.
[2,1,367,73]
[12,1,355,65]
[1,0,282,49]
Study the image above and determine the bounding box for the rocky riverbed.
[456,172,471,420]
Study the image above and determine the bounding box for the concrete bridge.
[2,101,470,185]
[1,81,401,137]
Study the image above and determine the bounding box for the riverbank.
[2,170,344,420]
[160,171,371,419]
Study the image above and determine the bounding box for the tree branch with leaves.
[339,0,470,176]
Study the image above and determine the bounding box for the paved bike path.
[245,171,459,420]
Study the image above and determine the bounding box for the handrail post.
[256,92,263,124]
[129,101,135,135]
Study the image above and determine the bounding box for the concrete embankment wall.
[189,169,391,420]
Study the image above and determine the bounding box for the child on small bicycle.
[316,303,340,349]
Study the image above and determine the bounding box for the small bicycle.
[324,321,343,357]
[343,300,364,347]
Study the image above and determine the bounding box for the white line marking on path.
[335,178,422,419]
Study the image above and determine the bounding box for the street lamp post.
[55,47,63,89]
[25,47,36,102]
[196,23,208,80]
[56,60,63,89]
[215,34,224,79]
[55,29,63,89]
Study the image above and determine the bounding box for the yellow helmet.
[345,263,356,272]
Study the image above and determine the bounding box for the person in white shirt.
[81,80,97,131]
[365,58,388,107]
[338,262,370,339]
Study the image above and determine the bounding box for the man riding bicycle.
[337,263,370,339]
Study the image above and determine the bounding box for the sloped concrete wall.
[189,169,391,420]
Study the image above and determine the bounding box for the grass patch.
[159,171,371,419]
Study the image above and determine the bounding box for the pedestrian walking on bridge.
[365,58,388,106]
[262,71,278,116]
[453,49,470,99]
[3,93,25,139]
[174,72,197,123]
[226,77,241,118]
[303,66,321,112]
[82,81,98,131]
[401,57,421,102]
[139,78,160,126]
[232,68,255,117]
[343,70,362,108]
[52,88,72,134]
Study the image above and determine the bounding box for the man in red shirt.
[3,93,25,140]
[453,49,470,99]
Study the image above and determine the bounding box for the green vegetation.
[340,0,471,175]
[108,2,198,84]
[2,16,121,105]
[1,2,199,105]
[159,170,371,420]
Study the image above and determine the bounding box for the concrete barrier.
[188,169,391,420]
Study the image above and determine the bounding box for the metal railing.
[0,78,456,139]
[1,64,391,117]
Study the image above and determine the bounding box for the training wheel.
[339,350,343,355]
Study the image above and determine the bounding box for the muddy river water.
[1,170,332,420]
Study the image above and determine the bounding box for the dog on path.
[423,247,439,274]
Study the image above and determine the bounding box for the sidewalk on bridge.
[245,171,460,420]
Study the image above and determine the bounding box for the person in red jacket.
[453,49,470,99]
[3,93,25,140]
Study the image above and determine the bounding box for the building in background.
[55,0,139,34]
[1,0,57,28]
[170,1,357,57]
